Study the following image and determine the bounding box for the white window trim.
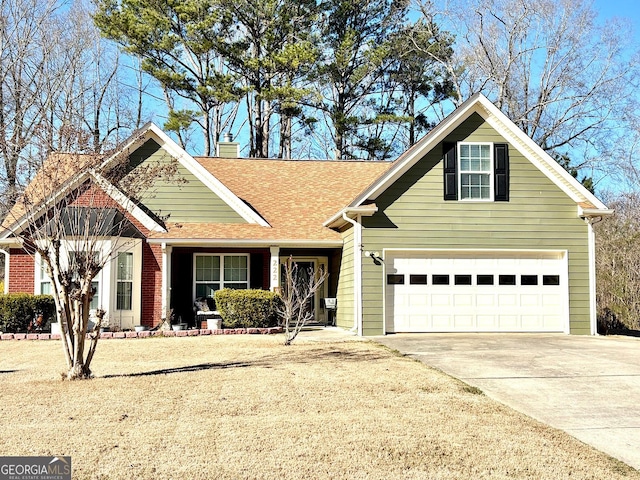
[115,251,134,311]
[192,253,251,300]
[458,142,494,202]
[35,254,52,295]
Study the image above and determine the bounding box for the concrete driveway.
[374,333,640,471]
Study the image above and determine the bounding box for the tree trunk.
[279,114,292,159]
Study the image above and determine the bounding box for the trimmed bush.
[0,294,56,333]
[214,289,283,328]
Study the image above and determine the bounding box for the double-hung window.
[459,143,492,200]
[116,252,133,310]
[40,261,52,295]
[195,254,249,298]
[443,142,509,201]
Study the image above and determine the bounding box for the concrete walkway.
[374,333,640,471]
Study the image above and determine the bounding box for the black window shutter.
[443,142,457,200]
[494,143,509,201]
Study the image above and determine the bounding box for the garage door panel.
[454,315,474,328]
[520,294,539,307]
[498,315,518,328]
[521,315,542,328]
[431,294,450,306]
[477,315,498,329]
[476,294,495,307]
[432,315,452,329]
[386,253,567,333]
[453,294,473,306]
[498,294,517,307]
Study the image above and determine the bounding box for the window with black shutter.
[442,142,510,202]
[494,143,510,201]
[443,142,457,200]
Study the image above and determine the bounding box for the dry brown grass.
[0,335,637,480]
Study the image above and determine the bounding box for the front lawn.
[0,335,637,479]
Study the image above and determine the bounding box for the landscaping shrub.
[214,289,283,328]
[0,294,56,333]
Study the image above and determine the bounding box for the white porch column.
[270,246,280,291]
[1,249,9,294]
[161,243,172,320]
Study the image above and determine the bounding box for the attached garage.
[384,250,569,333]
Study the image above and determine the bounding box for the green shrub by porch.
[0,294,56,333]
[214,289,283,328]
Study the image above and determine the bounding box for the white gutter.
[324,205,378,229]
[342,212,362,335]
[145,238,343,248]
[579,207,614,218]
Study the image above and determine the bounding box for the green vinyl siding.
[336,226,355,329]
[128,139,245,224]
[360,113,590,336]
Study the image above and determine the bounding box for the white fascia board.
[349,93,609,212]
[99,123,270,227]
[145,238,343,248]
[0,238,23,247]
[0,171,92,240]
[349,93,486,207]
[90,171,167,233]
[145,125,271,227]
[477,97,609,210]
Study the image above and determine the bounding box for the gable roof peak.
[345,93,608,212]
[100,123,270,227]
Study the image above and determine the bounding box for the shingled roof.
[0,121,392,245]
[148,157,391,243]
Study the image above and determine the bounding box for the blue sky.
[594,0,640,35]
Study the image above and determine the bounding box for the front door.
[280,257,328,323]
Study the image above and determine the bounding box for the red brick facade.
[72,183,151,236]
[141,242,163,327]
[6,181,164,327]
[8,248,35,293]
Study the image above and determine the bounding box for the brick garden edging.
[0,326,283,341]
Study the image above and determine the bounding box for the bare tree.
[0,0,65,204]
[278,256,328,346]
[0,0,148,215]
[595,193,640,333]
[416,0,640,168]
[2,131,180,379]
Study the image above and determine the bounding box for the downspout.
[585,216,604,335]
[342,212,362,335]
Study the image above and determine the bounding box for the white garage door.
[385,251,568,333]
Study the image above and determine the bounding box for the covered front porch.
[153,242,342,328]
